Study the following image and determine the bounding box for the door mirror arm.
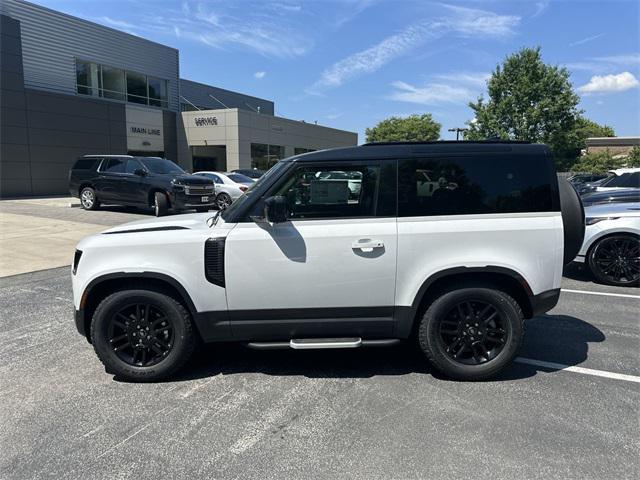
[133,168,147,177]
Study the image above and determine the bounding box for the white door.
[224,160,398,340]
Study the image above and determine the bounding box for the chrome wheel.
[81,189,94,209]
[217,193,232,210]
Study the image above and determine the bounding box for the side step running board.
[246,338,401,350]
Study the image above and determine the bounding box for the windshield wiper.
[206,210,222,228]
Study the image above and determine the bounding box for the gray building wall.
[180,79,274,115]
[1,13,140,197]
[0,0,180,111]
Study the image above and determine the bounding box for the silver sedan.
[193,171,254,210]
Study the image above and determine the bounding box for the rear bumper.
[530,288,561,317]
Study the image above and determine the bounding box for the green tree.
[554,117,615,166]
[365,114,441,143]
[466,47,581,169]
[571,146,640,173]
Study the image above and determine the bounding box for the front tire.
[90,290,196,382]
[216,192,232,210]
[80,187,99,210]
[588,234,640,286]
[154,192,168,217]
[418,287,524,381]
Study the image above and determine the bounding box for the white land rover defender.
[72,141,584,382]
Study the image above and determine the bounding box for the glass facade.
[75,59,168,108]
[294,147,316,155]
[251,143,285,170]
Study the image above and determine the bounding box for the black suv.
[69,156,216,216]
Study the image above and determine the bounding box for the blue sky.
[35,0,640,142]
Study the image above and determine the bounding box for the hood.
[168,174,213,185]
[101,212,217,234]
[584,202,640,218]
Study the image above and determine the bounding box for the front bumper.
[530,288,561,317]
[169,190,217,209]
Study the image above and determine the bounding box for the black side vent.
[205,237,226,287]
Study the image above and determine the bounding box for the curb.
[69,202,81,208]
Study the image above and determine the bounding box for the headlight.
[585,217,620,225]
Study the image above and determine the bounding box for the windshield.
[221,161,289,221]
[140,157,185,174]
[604,172,639,188]
[227,173,254,184]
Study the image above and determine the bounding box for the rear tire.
[90,290,196,382]
[587,234,640,286]
[154,192,168,217]
[80,187,99,210]
[418,287,524,381]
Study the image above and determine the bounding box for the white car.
[71,142,584,382]
[573,202,640,286]
[593,168,640,193]
[193,171,254,210]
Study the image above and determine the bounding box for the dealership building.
[0,0,356,197]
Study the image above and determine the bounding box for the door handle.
[352,239,384,252]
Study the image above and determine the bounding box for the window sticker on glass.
[310,180,350,204]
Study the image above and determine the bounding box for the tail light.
[239,185,248,192]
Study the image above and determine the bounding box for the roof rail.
[362,140,531,146]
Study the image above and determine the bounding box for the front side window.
[125,159,143,174]
[398,155,555,217]
[140,158,185,174]
[607,172,640,188]
[102,158,126,174]
[271,161,396,220]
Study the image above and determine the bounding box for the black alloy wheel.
[108,303,175,367]
[588,235,640,286]
[91,290,196,382]
[417,287,523,381]
[437,300,508,365]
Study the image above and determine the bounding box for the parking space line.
[561,288,640,299]
[515,357,640,383]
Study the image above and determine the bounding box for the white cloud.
[577,72,640,94]
[532,1,550,18]
[325,112,344,120]
[308,5,519,92]
[569,33,604,47]
[254,71,266,79]
[594,53,640,66]
[388,80,475,105]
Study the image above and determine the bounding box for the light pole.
[448,127,469,141]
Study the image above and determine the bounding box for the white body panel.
[224,218,397,310]
[395,212,564,305]
[72,213,232,312]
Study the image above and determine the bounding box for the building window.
[294,147,316,155]
[101,65,125,101]
[75,59,168,109]
[75,60,100,96]
[251,143,285,170]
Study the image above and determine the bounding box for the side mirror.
[134,168,146,176]
[264,196,288,223]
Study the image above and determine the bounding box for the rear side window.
[607,172,640,188]
[398,155,555,217]
[272,161,396,220]
[73,158,98,170]
[102,158,126,174]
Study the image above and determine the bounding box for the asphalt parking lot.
[0,202,639,479]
